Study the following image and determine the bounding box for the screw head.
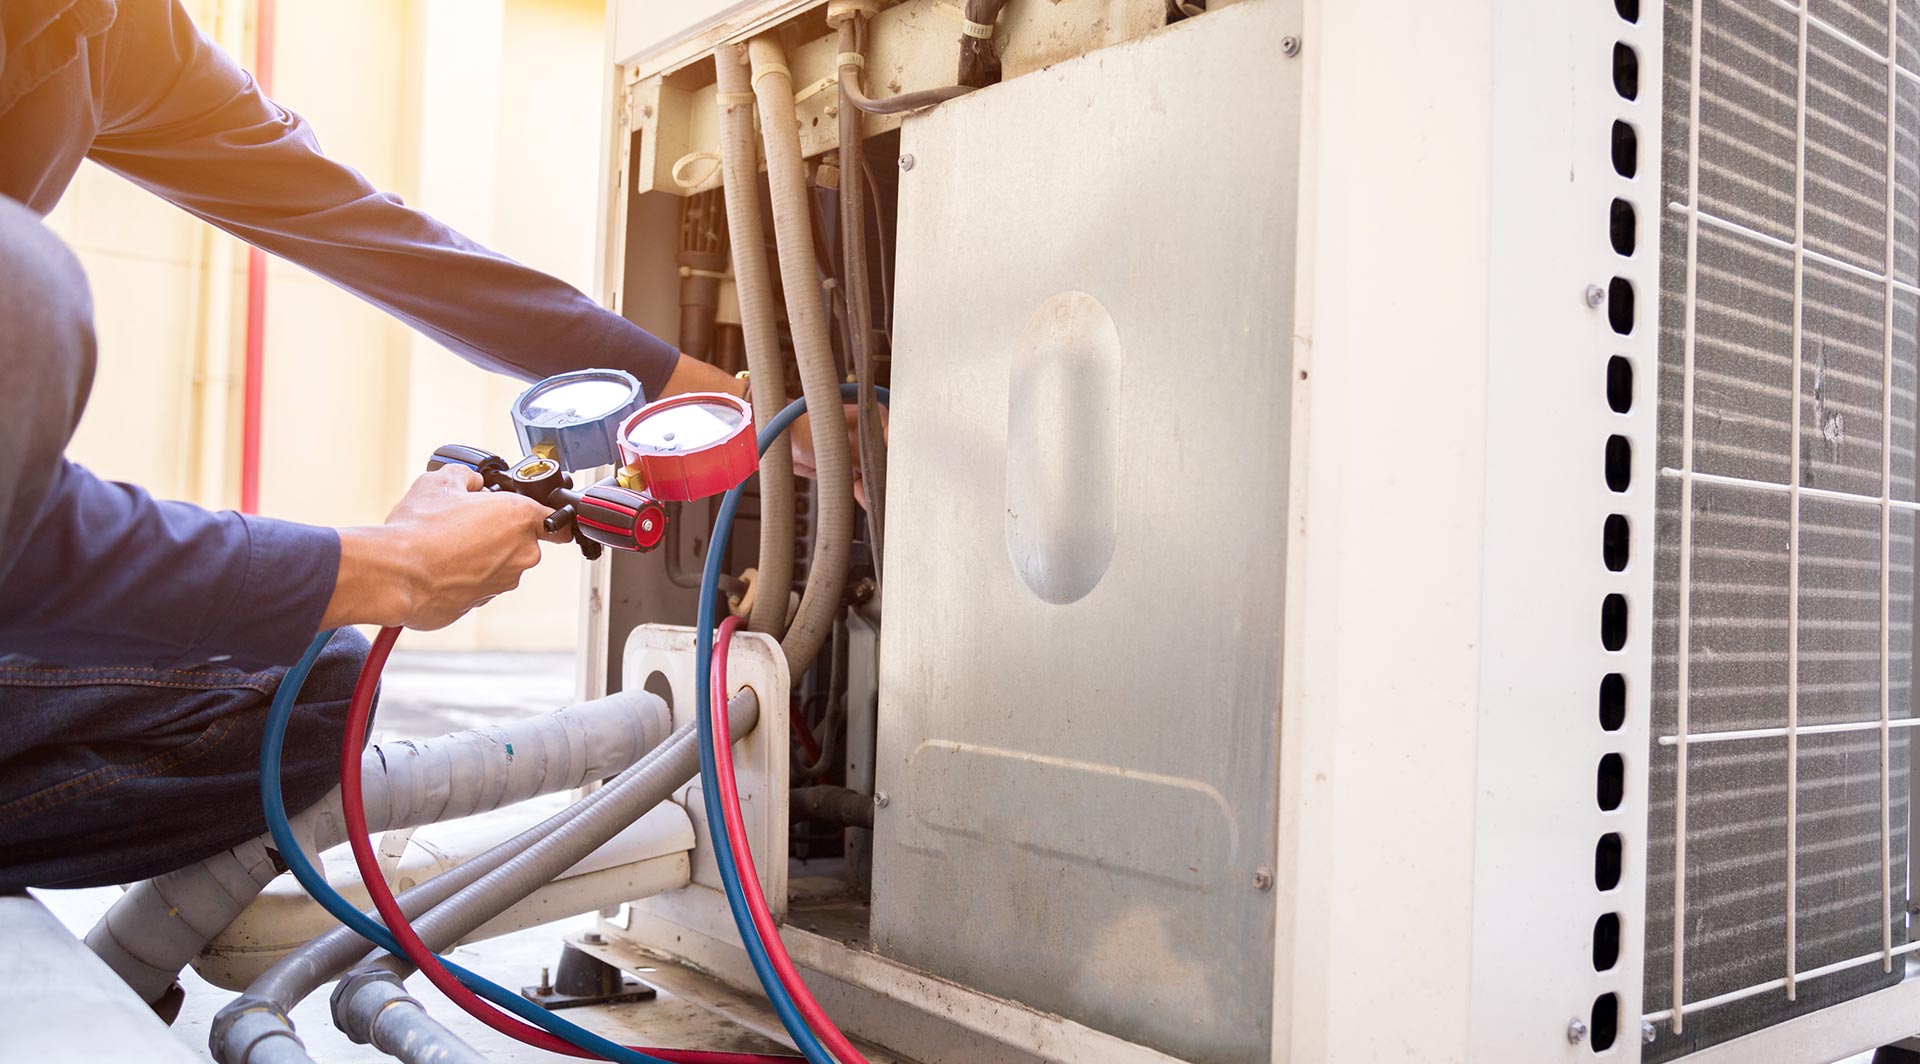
[1281,35,1301,57]
[1567,1019,1588,1045]
[898,153,916,172]
[1252,867,1274,891]
[874,790,891,808]
[640,518,655,532]
[1585,283,1606,308]
[1641,1021,1657,1045]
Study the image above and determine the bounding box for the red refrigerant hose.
[709,617,868,1064]
[336,625,796,1064]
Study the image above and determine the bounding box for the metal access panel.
[871,3,1300,1062]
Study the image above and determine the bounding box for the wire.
[711,617,867,1064]
[258,629,794,1064]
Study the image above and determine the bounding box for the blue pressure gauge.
[510,369,645,471]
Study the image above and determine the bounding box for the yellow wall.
[44,0,611,652]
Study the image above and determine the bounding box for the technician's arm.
[0,462,552,669]
[83,0,687,398]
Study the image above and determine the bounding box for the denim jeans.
[0,627,370,892]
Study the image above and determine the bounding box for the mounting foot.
[1873,1046,1920,1064]
[521,943,657,1011]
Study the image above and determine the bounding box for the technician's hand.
[322,466,563,631]
[790,403,888,510]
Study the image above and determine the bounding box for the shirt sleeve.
[0,461,340,670]
[82,0,679,399]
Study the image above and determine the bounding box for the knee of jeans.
[305,627,373,710]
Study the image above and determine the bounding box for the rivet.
[1586,283,1606,308]
[1567,1019,1588,1045]
[898,153,916,172]
[1252,867,1274,891]
[874,790,891,808]
[1281,35,1301,57]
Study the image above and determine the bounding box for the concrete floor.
[35,649,794,1064]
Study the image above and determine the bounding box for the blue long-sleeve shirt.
[0,0,679,669]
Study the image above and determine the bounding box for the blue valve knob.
[509,368,644,472]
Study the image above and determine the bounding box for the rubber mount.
[1875,1047,1920,1064]
[521,943,657,1011]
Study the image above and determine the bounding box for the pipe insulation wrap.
[320,700,759,1064]
[748,35,857,677]
[90,689,672,1002]
[363,696,756,981]
[715,44,797,640]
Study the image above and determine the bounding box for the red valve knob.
[615,392,757,502]
[574,483,668,553]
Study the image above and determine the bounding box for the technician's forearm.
[322,526,419,630]
[660,353,747,399]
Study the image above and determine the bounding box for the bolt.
[874,790,891,808]
[898,153,915,172]
[1641,1021,1657,1045]
[640,519,655,532]
[538,966,552,993]
[1252,867,1274,891]
[1567,1019,1588,1045]
[583,930,604,945]
[1585,283,1606,308]
[1281,35,1301,57]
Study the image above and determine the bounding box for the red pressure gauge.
[616,392,758,502]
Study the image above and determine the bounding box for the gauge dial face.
[518,376,638,427]
[623,399,746,454]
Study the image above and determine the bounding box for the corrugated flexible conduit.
[714,43,797,640]
[748,36,856,678]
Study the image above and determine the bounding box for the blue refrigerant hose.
[260,632,698,1064]
[691,383,888,1064]
[259,383,886,1064]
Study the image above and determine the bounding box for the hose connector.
[330,968,418,1048]
[209,995,304,1064]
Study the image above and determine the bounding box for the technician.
[0,0,759,894]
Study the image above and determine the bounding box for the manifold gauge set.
[427,368,758,558]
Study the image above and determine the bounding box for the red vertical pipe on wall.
[239,0,275,513]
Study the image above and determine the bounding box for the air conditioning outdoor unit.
[579,0,1920,1061]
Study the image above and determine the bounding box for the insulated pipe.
[362,697,755,982]
[220,700,751,1064]
[748,36,857,676]
[715,44,796,640]
[242,695,707,1014]
[91,690,672,1003]
[836,19,888,581]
